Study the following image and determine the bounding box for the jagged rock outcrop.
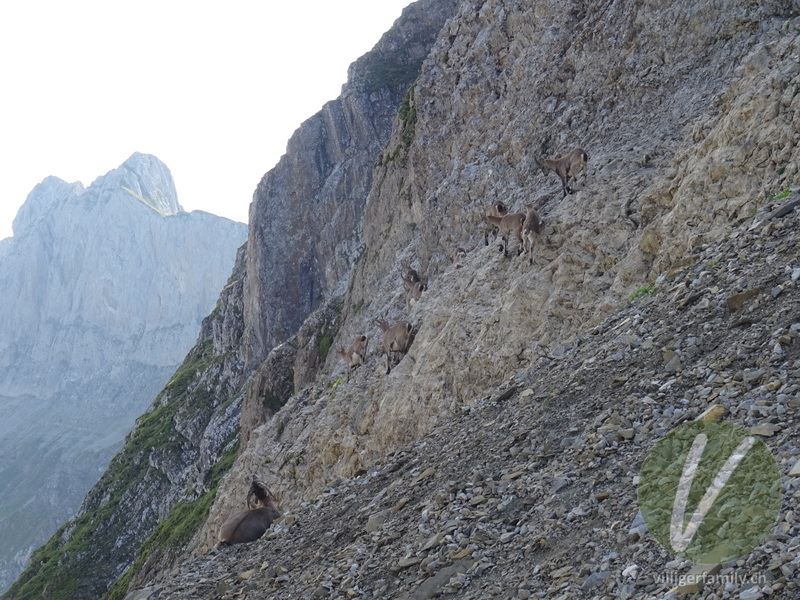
[242,0,460,365]
[209,0,800,519]
[0,153,246,594]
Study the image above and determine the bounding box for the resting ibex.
[522,207,543,265]
[541,147,588,197]
[218,507,280,547]
[376,318,414,374]
[337,334,368,381]
[484,211,527,257]
[483,200,508,246]
[246,474,272,508]
[218,474,280,546]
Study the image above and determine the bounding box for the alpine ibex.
[400,261,421,292]
[484,211,527,257]
[541,147,588,197]
[406,280,426,310]
[246,474,272,508]
[218,475,280,546]
[337,334,368,381]
[376,318,414,374]
[451,247,467,268]
[483,200,508,246]
[522,207,543,265]
[218,507,280,547]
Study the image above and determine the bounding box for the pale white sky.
[0,0,413,240]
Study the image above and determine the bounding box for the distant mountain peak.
[11,153,182,238]
[11,176,85,236]
[92,152,182,216]
[0,152,246,594]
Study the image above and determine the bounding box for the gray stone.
[581,570,611,590]
[739,586,764,600]
[365,510,389,533]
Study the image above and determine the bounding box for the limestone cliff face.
[202,0,800,550]
[243,0,460,364]
[0,153,246,594]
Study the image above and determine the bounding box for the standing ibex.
[400,261,426,310]
[400,261,421,292]
[541,147,588,197]
[218,474,281,547]
[483,200,508,246]
[337,334,368,382]
[406,280,426,310]
[522,207,543,265]
[484,211,527,257]
[376,318,415,374]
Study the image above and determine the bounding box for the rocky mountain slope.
[126,192,800,599]
[242,0,460,365]
[200,0,800,528]
[0,153,246,593]
[6,0,800,599]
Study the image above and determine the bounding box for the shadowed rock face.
[242,0,460,365]
[0,153,247,594]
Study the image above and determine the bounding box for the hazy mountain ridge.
[0,153,246,594]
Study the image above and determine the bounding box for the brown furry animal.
[218,474,280,547]
[406,280,426,310]
[483,200,509,246]
[541,147,588,197]
[400,261,421,292]
[523,207,543,265]
[218,506,280,547]
[375,318,415,374]
[484,211,527,257]
[246,473,273,509]
[337,334,368,382]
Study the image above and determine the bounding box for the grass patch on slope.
[103,439,239,600]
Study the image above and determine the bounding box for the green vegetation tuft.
[364,57,424,94]
[380,83,419,166]
[319,330,334,361]
[317,304,343,363]
[263,389,285,413]
[770,186,792,202]
[630,284,656,302]
[397,85,418,150]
